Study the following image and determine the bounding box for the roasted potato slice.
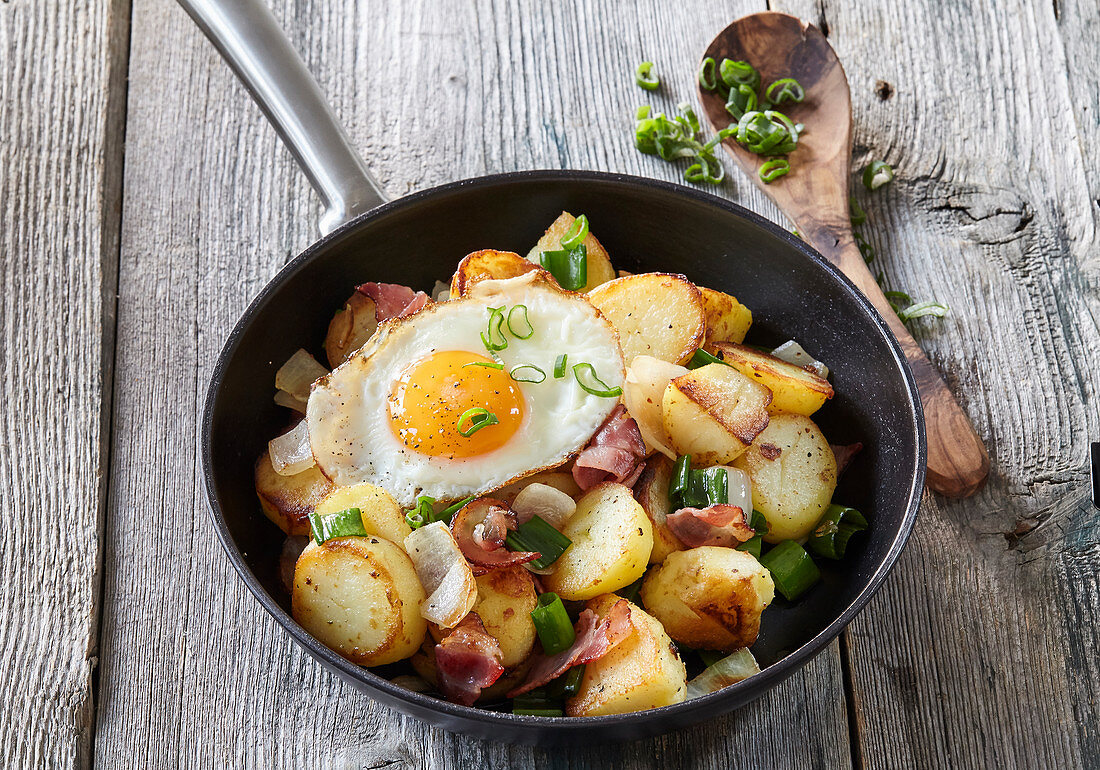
[662,363,771,465]
[324,291,378,368]
[733,413,837,542]
[543,483,653,601]
[525,211,616,292]
[292,537,427,666]
[566,594,687,716]
[314,483,412,544]
[587,273,706,366]
[255,449,334,536]
[714,342,833,416]
[699,287,752,349]
[633,455,685,564]
[450,249,542,298]
[640,547,774,651]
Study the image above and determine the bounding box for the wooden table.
[3,0,1097,766]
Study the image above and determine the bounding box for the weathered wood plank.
[94,0,853,767]
[774,0,1100,765]
[0,0,128,766]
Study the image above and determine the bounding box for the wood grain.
[93,0,853,768]
[0,0,128,766]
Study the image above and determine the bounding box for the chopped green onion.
[670,454,692,505]
[553,354,568,379]
[699,57,718,90]
[456,407,499,437]
[668,456,728,509]
[308,507,367,544]
[635,61,660,91]
[405,496,435,530]
[764,77,805,106]
[463,360,504,370]
[855,231,875,263]
[510,364,546,383]
[547,664,586,699]
[684,153,725,185]
[849,197,867,227]
[435,495,475,525]
[506,515,572,569]
[540,245,588,291]
[530,592,575,655]
[897,300,949,322]
[633,104,727,186]
[807,504,869,560]
[572,363,622,397]
[719,59,760,90]
[688,349,726,369]
[759,158,790,183]
[507,304,534,339]
[559,215,590,250]
[760,540,821,601]
[736,509,770,558]
[884,290,913,313]
[862,160,894,190]
[725,83,758,121]
[481,306,508,352]
[735,110,800,156]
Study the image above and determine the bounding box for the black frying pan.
[186,0,925,745]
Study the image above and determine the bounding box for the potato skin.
[587,273,706,366]
[640,548,774,651]
[292,537,427,666]
[699,287,752,349]
[324,291,379,368]
[662,363,771,465]
[255,449,334,536]
[733,413,837,542]
[714,341,833,416]
[633,455,685,564]
[566,594,687,716]
[543,483,654,601]
[526,211,616,292]
[314,483,412,544]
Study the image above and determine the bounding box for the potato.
[526,211,616,292]
[494,469,581,505]
[699,287,752,349]
[662,363,771,465]
[714,342,833,416]
[255,449,334,536]
[292,537,427,666]
[450,249,542,297]
[566,594,687,716]
[733,413,837,542]
[543,483,653,601]
[633,455,684,564]
[324,291,378,368]
[640,548,774,651]
[314,483,412,544]
[587,273,706,366]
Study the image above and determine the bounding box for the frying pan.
[186,0,925,745]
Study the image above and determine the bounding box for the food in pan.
[256,212,868,716]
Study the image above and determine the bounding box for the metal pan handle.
[177,0,388,234]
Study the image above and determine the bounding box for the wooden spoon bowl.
[699,12,989,498]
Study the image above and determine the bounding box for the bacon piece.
[665,504,755,548]
[355,282,430,322]
[434,612,505,706]
[507,598,633,697]
[831,442,863,475]
[450,498,539,571]
[572,405,647,491]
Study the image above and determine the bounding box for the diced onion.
[512,483,577,530]
[273,389,307,413]
[716,465,752,514]
[275,348,328,401]
[268,420,315,476]
[623,355,688,459]
[685,648,761,699]
[431,280,452,302]
[770,340,829,379]
[404,522,478,628]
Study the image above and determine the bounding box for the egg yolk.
[387,350,526,459]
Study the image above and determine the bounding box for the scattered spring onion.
[512,692,563,717]
[725,82,758,121]
[735,509,770,559]
[897,300,949,322]
[434,495,475,525]
[684,154,725,184]
[849,197,867,227]
[634,104,727,186]
[547,665,586,699]
[456,407,499,437]
[481,306,508,351]
[510,364,546,383]
[669,456,729,509]
[635,61,660,91]
[540,245,588,291]
[405,496,435,530]
[760,540,821,601]
[759,158,790,183]
[560,215,589,249]
[531,592,576,655]
[884,290,912,313]
[687,348,726,369]
[572,362,623,398]
[764,77,805,106]
[862,160,894,190]
[807,504,868,560]
[506,304,534,339]
[719,59,760,90]
[698,57,718,90]
[553,353,568,379]
[308,507,366,544]
[463,360,504,370]
[736,110,800,155]
[506,515,572,569]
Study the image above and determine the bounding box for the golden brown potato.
[292,537,427,666]
[699,287,753,349]
[525,211,616,292]
[662,363,771,465]
[324,291,378,368]
[714,342,833,416]
[543,483,653,601]
[314,483,412,544]
[587,273,707,366]
[255,449,334,536]
[566,594,687,716]
[733,413,837,542]
[633,455,685,564]
[450,249,542,298]
[640,547,774,651]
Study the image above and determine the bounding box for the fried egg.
[307,273,625,507]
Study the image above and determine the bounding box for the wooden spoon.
[699,12,988,498]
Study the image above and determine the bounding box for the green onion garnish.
[735,509,770,558]
[635,61,660,91]
[897,300,949,322]
[725,82,758,121]
[481,306,509,352]
[559,215,589,250]
[506,303,534,339]
[759,158,791,183]
[540,245,588,291]
[506,515,572,569]
[512,691,563,717]
[456,407,499,437]
[884,290,912,313]
[405,496,435,530]
[736,110,800,155]
[510,364,546,383]
[634,104,727,186]
[530,592,575,655]
[463,360,504,370]
[308,507,367,544]
[670,454,692,503]
[699,57,718,90]
[688,349,726,369]
[668,456,728,509]
[553,354,568,379]
[547,664,586,699]
[572,363,622,398]
[862,160,894,190]
[760,540,821,601]
[684,153,725,185]
[764,77,805,106]
[807,504,868,560]
[849,197,867,227]
[435,495,475,525]
[719,59,760,90]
